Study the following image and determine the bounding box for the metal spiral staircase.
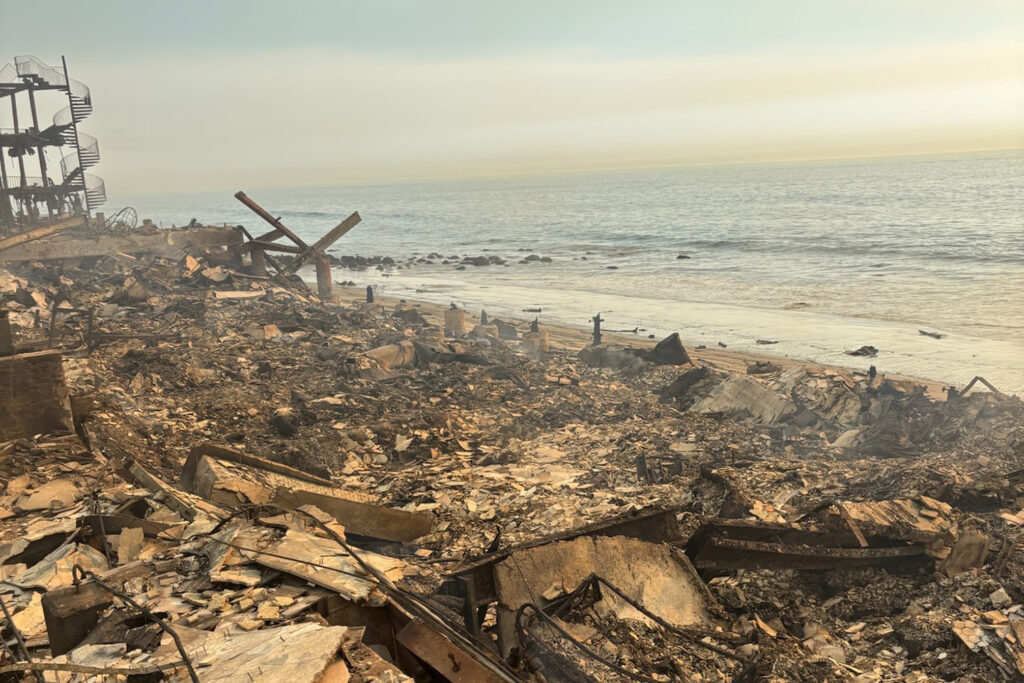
[13,55,105,209]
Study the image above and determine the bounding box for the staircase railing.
[1,176,53,189]
[83,173,105,205]
[0,63,17,85]
[60,131,99,177]
[12,55,104,210]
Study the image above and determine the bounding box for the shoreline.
[309,255,1024,397]
[326,281,951,399]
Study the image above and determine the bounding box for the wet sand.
[328,283,950,399]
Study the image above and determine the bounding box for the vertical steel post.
[0,126,12,229]
[8,93,25,222]
[26,88,51,218]
[9,93,27,186]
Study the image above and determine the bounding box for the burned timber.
[0,194,1021,682]
[2,54,1024,683]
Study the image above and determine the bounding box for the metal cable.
[0,592,43,683]
[516,573,753,681]
[71,565,200,683]
[588,574,747,663]
[516,602,667,683]
[283,505,521,682]
[193,503,519,680]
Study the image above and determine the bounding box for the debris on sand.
[1,213,1023,682]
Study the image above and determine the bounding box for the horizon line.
[110,145,1023,199]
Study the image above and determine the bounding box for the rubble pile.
[1,239,1023,682]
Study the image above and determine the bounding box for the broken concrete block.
[941,530,990,577]
[990,587,1011,608]
[645,332,691,365]
[470,323,499,340]
[364,340,422,371]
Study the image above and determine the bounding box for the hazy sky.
[1,1,1022,194]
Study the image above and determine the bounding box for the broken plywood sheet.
[182,446,373,508]
[0,516,77,565]
[231,526,405,605]
[691,376,794,424]
[7,542,108,591]
[167,622,349,683]
[831,499,957,545]
[274,487,432,543]
[341,627,412,682]
[182,445,432,542]
[494,535,709,629]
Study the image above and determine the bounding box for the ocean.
[111,150,1024,394]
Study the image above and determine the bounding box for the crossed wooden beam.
[234,191,361,300]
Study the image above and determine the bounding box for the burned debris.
[0,201,1023,682]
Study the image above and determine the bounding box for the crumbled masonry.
[1,217,1023,682]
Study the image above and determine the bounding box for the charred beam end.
[233,190,308,250]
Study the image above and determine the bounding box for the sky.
[1,1,1022,195]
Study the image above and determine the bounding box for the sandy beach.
[329,281,951,398]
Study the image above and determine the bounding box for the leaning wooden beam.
[247,241,303,254]
[233,191,308,249]
[181,443,434,543]
[278,212,361,277]
[311,212,362,253]
[0,216,85,254]
[236,224,288,276]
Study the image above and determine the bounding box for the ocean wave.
[671,237,1024,265]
